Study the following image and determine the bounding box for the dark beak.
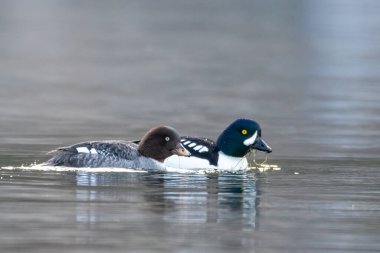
[251,137,272,153]
[171,143,191,157]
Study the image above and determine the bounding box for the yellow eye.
[241,129,248,135]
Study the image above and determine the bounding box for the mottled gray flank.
[45,141,164,169]
[44,126,184,169]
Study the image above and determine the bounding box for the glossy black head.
[216,119,272,157]
[138,126,190,162]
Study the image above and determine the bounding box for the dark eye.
[241,129,248,135]
[165,136,170,142]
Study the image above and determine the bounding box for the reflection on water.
[75,172,258,229]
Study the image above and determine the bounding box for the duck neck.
[216,135,248,157]
[138,144,166,162]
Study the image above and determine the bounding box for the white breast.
[217,152,248,170]
[164,151,248,171]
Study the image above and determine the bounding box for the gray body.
[45,140,164,169]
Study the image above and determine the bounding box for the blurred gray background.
[0,0,379,162]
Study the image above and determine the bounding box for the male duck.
[164,119,272,170]
[44,126,190,169]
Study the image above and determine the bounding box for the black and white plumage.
[44,126,190,169]
[179,136,219,166]
[164,119,272,170]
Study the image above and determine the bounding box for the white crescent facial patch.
[243,131,258,146]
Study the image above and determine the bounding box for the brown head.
[138,126,190,162]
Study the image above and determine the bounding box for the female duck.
[45,126,190,169]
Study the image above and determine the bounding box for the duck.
[44,126,190,169]
[164,119,272,170]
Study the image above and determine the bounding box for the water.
[1,160,379,253]
[1,0,380,252]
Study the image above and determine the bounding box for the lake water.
[0,0,380,252]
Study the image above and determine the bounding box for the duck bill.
[171,143,191,157]
[251,137,272,153]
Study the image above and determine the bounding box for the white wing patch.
[90,148,98,154]
[182,139,210,153]
[198,147,209,153]
[76,147,98,154]
[188,143,196,148]
[193,145,202,151]
[76,147,89,153]
[191,145,209,153]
